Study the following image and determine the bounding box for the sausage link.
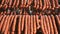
[12,0,17,8]
[8,15,14,34]
[34,0,37,8]
[43,15,48,34]
[30,15,34,34]
[49,0,51,9]
[18,15,22,34]
[36,0,39,9]
[27,15,31,34]
[46,0,49,9]
[50,0,55,10]
[0,15,6,31]
[33,15,37,34]
[46,0,51,9]
[21,15,25,31]
[25,15,28,34]
[41,15,46,34]
[1,15,9,33]
[48,15,54,34]
[16,0,20,8]
[51,15,58,34]
[20,0,24,7]
[55,15,60,29]
[39,0,42,9]
[4,15,12,34]
[23,0,27,7]
[0,0,5,8]
[11,15,17,34]
[42,0,47,10]
[55,0,59,8]
[9,0,12,8]
[3,4,8,10]
[6,0,10,4]
[7,15,14,34]
[0,15,3,21]
[26,0,32,7]
[3,0,9,9]
[45,15,50,34]
[36,15,40,29]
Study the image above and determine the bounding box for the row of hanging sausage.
[0,0,60,10]
[0,15,60,34]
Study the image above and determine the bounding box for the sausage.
[36,15,40,29]
[26,0,32,7]
[18,15,22,34]
[27,15,31,34]
[6,0,10,4]
[8,15,14,34]
[48,15,54,34]
[39,0,42,9]
[1,15,9,33]
[46,0,49,9]
[4,15,12,34]
[24,15,28,34]
[11,15,17,34]
[12,0,17,8]
[16,0,20,8]
[0,15,3,21]
[0,15,6,31]
[30,15,34,34]
[33,15,37,34]
[34,0,37,8]
[0,15,3,24]
[49,0,51,9]
[9,0,12,8]
[9,15,14,28]
[52,0,56,10]
[42,0,47,10]
[20,0,24,7]
[36,0,39,9]
[3,0,9,9]
[46,0,51,9]
[21,15,25,31]
[54,0,59,8]
[0,0,5,8]
[41,15,46,34]
[51,15,58,34]
[43,15,48,34]
[50,0,55,10]
[55,15,60,29]
[23,0,27,7]
[7,15,14,34]
[3,4,8,10]
[45,15,50,34]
